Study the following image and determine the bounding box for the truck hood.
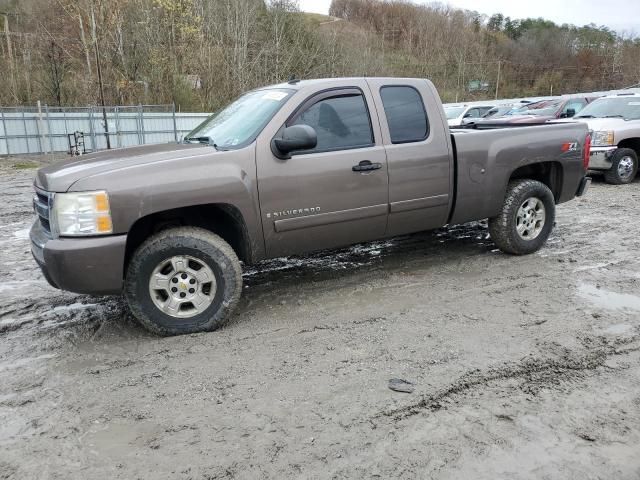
[558,117,628,131]
[36,143,208,192]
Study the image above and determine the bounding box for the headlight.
[51,191,113,236]
[591,130,615,146]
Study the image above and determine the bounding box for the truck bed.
[449,123,589,225]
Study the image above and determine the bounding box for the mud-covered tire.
[489,179,556,255]
[124,227,242,335]
[603,148,638,185]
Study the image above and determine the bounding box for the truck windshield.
[444,107,465,119]
[185,88,294,149]
[575,97,640,120]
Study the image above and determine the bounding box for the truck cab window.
[290,94,373,153]
[465,108,480,118]
[563,100,586,116]
[380,86,429,143]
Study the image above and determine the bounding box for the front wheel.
[603,148,638,185]
[124,227,243,335]
[489,179,556,255]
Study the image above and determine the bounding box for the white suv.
[444,104,495,127]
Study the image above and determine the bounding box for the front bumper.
[589,146,617,170]
[30,220,127,295]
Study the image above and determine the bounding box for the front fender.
[69,146,266,261]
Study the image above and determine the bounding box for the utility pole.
[78,15,92,76]
[2,13,13,59]
[90,1,111,149]
[456,57,462,103]
[2,12,18,103]
[495,60,501,100]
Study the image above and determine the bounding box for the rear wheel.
[124,227,242,335]
[603,148,638,185]
[489,179,556,255]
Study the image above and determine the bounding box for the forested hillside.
[1,0,638,110]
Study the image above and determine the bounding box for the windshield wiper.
[575,114,595,118]
[604,115,624,118]
[184,136,219,150]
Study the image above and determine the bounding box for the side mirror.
[271,124,317,159]
[561,108,576,118]
[463,113,473,118]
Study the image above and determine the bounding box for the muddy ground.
[0,155,639,479]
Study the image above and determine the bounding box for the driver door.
[256,86,389,258]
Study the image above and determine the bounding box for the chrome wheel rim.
[516,197,546,240]
[148,255,216,318]
[617,156,635,180]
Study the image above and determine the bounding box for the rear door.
[366,79,452,236]
[256,83,389,257]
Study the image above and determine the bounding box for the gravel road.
[1,156,639,479]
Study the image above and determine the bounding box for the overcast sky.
[298,0,640,34]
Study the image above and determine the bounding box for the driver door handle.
[352,160,382,172]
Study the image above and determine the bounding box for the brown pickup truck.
[30,77,591,335]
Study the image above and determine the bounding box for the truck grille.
[33,187,53,234]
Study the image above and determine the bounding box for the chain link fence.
[0,104,210,156]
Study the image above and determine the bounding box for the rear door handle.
[352,160,382,172]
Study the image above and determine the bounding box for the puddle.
[0,280,39,293]
[12,228,30,239]
[603,324,633,335]
[0,353,56,372]
[48,302,99,315]
[573,263,610,272]
[578,283,640,312]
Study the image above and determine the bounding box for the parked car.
[482,105,517,119]
[444,103,496,126]
[558,93,640,184]
[474,97,595,125]
[31,77,591,335]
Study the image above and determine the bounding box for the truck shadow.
[16,221,493,344]
[588,171,640,185]
[231,221,495,326]
[242,221,491,290]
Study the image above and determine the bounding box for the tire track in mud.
[376,332,640,422]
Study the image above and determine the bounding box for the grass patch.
[12,161,39,170]
[299,12,331,26]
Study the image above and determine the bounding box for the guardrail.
[0,104,210,156]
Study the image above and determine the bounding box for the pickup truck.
[555,93,640,184]
[30,77,592,335]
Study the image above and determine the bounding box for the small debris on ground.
[388,378,415,393]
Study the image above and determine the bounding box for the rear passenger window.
[380,86,429,143]
[291,94,373,153]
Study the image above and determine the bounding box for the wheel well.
[617,138,640,158]
[124,204,251,271]
[509,161,563,202]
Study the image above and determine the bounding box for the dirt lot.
[1,155,639,479]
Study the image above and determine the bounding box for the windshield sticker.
[262,91,288,101]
